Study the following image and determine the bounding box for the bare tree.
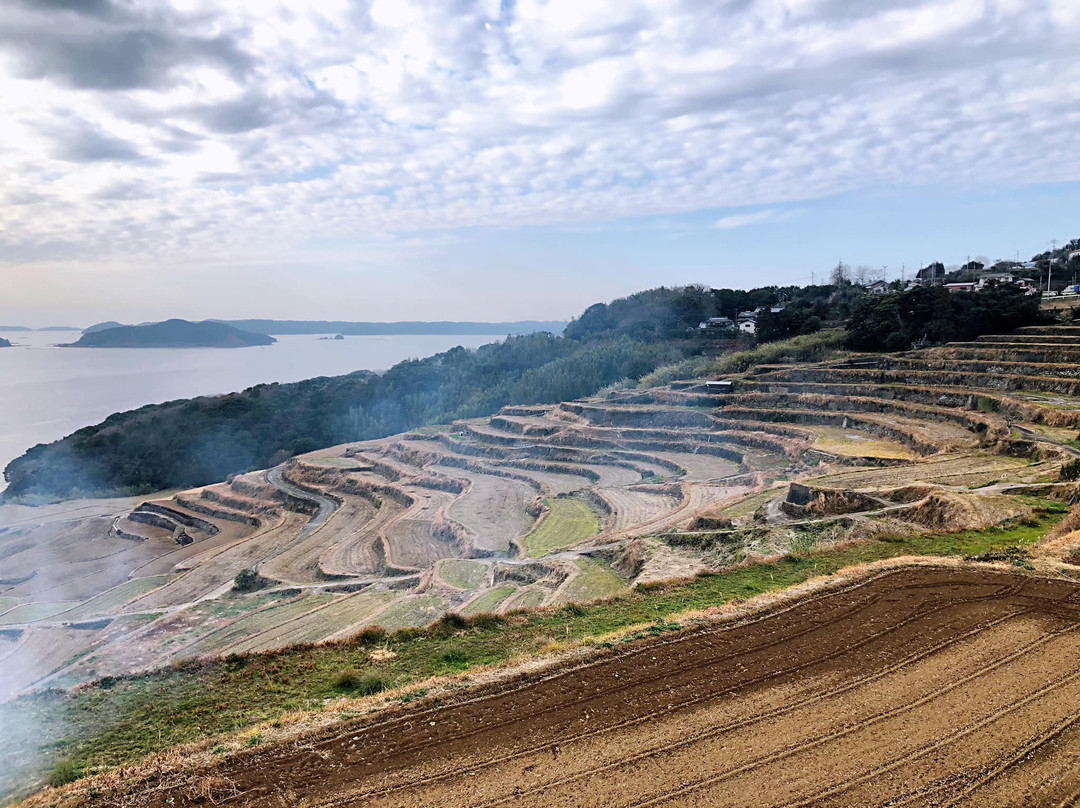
[830,261,850,285]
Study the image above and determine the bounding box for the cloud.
[713,209,788,230]
[0,0,1077,271]
[41,119,144,163]
[0,2,251,90]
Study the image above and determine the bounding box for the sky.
[1,0,1079,327]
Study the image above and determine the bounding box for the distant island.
[0,326,81,332]
[62,319,276,349]
[0,337,10,348]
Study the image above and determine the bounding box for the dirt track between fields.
[127,566,1080,808]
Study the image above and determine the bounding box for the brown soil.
[123,567,1080,808]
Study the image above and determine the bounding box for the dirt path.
[130,567,1080,808]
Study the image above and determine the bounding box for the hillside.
[2,284,1039,502]
[60,319,275,349]
[5,317,1080,802]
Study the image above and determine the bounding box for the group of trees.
[846,283,1041,351]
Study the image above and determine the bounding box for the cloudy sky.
[1,0,1079,326]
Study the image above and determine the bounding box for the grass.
[436,559,490,590]
[556,559,629,603]
[0,602,81,626]
[57,577,173,621]
[716,488,779,520]
[717,330,847,374]
[0,597,16,615]
[809,427,914,460]
[520,497,602,557]
[461,586,517,616]
[635,330,847,388]
[371,595,451,631]
[0,502,1067,802]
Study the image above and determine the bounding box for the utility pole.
[1049,238,1057,294]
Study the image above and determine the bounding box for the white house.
[738,319,756,335]
[1069,249,1080,262]
[865,280,890,295]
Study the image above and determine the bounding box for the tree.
[830,261,851,285]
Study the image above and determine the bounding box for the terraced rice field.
[437,559,491,590]
[129,567,1080,808]
[520,498,601,557]
[810,426,916,459]
[7,322,1080,704]
[553,557,628,603]
[461,586,517,615]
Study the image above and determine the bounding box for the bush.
[352,626,388,646]
[232,568,264,592]
[332,669,389,695]
[1060,459,1080,482]
[48,759,82,787]
[429,612,469,638]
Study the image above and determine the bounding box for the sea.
[0,330,498,487]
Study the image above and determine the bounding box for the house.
[738,318,756,335]
[1069,249,1080,262]
[944,282,976,293]
[698,317,735,330]
[976,272,1014,290]
[864,280,890,295]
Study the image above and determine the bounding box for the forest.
[846,283,1041,351]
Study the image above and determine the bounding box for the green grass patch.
[59,576,173,621]
[372,595,451,631]
[0,503,1065,802]
[461,586,517,616]
[521,497,601,557]
[556,559,628,604]
[437,559,490,590]
[0,602,81,626]
[0,597,17,615]
[718,330,847,375]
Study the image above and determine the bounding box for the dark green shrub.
[1060,459,1080,481]
[48,759,81,787]
[333,669,389,695]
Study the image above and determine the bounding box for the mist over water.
[0,331,497,488]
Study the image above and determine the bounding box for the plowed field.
[134,567,1080,808]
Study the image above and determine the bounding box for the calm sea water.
[0,330,497,486]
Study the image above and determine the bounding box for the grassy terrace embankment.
[2,501,1066,800]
